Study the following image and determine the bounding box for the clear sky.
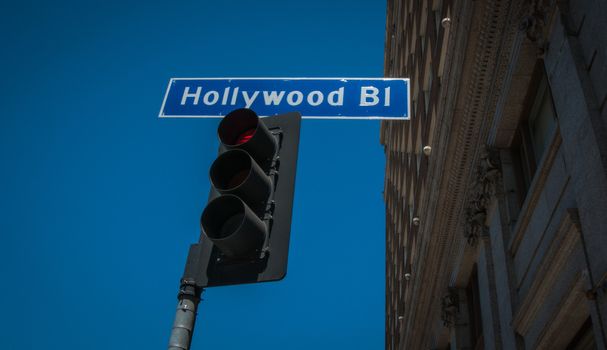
[0,1,387,349]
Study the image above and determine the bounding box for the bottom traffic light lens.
[201,195,267,257]
[219,213,244,238]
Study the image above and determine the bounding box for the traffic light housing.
[182,108,301,287]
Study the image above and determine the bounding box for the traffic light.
[181,108,301,287]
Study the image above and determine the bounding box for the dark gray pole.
[168,281,203,350]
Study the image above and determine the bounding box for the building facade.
[381,0,607,349]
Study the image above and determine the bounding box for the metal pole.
[168,281,203,350]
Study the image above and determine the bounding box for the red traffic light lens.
[218,109,260,147]
[235,128,256,145]
[217,109,277,166]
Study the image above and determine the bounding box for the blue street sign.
[159,78,410,120]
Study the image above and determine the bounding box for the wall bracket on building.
[519,0,551,56]
[463,147,501,246]
[441,288,460,327]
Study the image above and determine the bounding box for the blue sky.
[0,1,387,349]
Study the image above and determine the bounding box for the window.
[566,317,596,350]
[510,66,558,206]
[467,266,484,350]
[528,75,558,160]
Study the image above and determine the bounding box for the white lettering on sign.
[203,91,219,105]
[263,91,286,105]
[221,88,230,105]
[359,86,391,107]
[307,91,323,106]
[181,86,202,105]
[328,87,344,106]
[179,85,391,108]
[231,87,239,105]
[360,86,379,106]
[242,91,259,108]
[287,91,304,106]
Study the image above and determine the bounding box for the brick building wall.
[381,1,607,349]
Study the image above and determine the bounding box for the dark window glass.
[467,266,484,350]
[567,317,596,350]
[510,66,558,207]
[528,75,558,160]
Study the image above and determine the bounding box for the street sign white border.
[158,77,411,120]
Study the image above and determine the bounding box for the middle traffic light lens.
[209,149,272,211]
[227,170,249,189]
[211,149,252,191]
